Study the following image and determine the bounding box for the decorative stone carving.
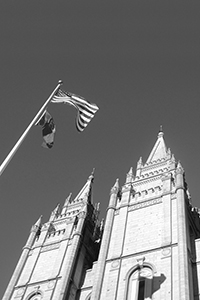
[162,248,171,256]
[140,268,152,278]
[47,280,56,289]
[128,198,162,211]
[16,288,25,296]
[137,256,145,268]
[111,260,120,269]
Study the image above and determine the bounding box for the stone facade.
[3,130,200,300]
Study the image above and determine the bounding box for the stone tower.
[3,130,200,300]
[3,171,101,300]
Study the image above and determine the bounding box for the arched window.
[85,293,91,300]
[126,266,153,300]
[26,291,42,300]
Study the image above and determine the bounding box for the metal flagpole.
[0,80,63,176]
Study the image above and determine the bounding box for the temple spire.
[146,127,167,164]
[73,169,95,204]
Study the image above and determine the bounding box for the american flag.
[51,88,99,132]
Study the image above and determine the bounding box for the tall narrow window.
[138,279,145,300]
[126,267,153,300]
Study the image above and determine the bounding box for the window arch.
[85,293,91,300]
[26,291,42,300]
[126,266,154,300]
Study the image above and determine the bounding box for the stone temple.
[3,129,200,300]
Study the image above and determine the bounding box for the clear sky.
[1,1,200,297]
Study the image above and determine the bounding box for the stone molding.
[107,244,178,263]
[41,242,60,252]
[128,198,162,211]
[133,175,163,186]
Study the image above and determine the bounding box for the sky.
[1,0,200,297]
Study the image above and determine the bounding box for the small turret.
[49,203,60,222]
[176,161,184,175]
[30,215,42,240]
[31,215,42,232]
[136,157,143,177]
[125,167,134,184]
[110,178,119,195]
[61,193,72,214]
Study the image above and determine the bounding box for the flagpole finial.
[58,80,63,85]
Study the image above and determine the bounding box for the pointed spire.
[167,148,171,156]
[176,161,184,174]
[137,157,143,169]
[31,215,42,232]
[64,193,72,207]
[49,203,60,221]
[175,161,185,190]
[136,157,143,177]
[73,170,94,204]
[145,127,167,164]
[126,167,134,183]
[34,215,43,228]
[110,178,120,195]
[61,193,72,214]
[53,203,60,215]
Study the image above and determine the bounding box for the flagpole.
[0,80,63,176]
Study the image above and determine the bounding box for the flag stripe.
[51,88,99,132]
[71,95,98,109]
[74,102,98,114]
